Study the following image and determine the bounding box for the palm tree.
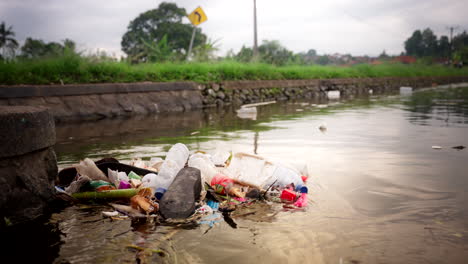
[0,22,19,60]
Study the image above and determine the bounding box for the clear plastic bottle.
[268,165,303,188]
[165,143,189,168]
[226,152,304,189]
[157,143,190,190]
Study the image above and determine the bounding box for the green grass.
[1,55,468,85]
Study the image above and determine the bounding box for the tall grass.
[1,54,467,85]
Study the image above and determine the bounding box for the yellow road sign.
[187,7,207,26]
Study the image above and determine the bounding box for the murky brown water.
[12,86,468,263]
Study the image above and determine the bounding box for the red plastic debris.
[280,189,297,203]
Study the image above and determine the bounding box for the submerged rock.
[159,167,202,219]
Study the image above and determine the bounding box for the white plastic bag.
[74,158,108,181]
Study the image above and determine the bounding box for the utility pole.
[253,0,259,61]
[447,25,459,60]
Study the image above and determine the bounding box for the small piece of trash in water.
[453,233,463,238]
[452,145,466,150]
[296,109,304,112]
[432,146,442,149]
[102,211,120,217]
[191,131,200,135]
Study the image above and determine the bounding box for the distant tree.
[378,50,390,59]
[234,40,296,65]
[452,31,468,63]
[296,49,317,65]
[405,30,424,57]
[20,38,76,59]
[257,40,294,66]
[453,46,468,64]
[316,55,330,65]
[63,38,77,53]
[235,46,253,63]
[405,28,455,59]
[0,22,19,60]
[437,35,450,58]
[121,2,207,63]
[306,49,317,57]
[452,31,468,52]
[421,28,438,57]
[20,38,47,58]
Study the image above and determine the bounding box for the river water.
[25,86,468,263]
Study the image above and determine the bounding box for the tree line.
[1,21,79,61]
[1,2,467,65]
[404,28,468,63]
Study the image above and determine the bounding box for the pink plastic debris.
[293,193,308,207]
[119,180,132,189]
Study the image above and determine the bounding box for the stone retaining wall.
[200,76,468,107]
[0,82,203,122]
[1,76,467,121]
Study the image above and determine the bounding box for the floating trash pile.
[56,143,309,224]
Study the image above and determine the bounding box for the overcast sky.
[1,0,466,57]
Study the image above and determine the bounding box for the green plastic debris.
[128,171,142,180]
[72,188,138,200]
[88,180,114,189]
[4,217,12,226]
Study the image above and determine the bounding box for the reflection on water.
[403,87,468,127]
[24,87,468,263]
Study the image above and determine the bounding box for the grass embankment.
[1,54,468,85]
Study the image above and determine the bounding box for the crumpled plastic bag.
[74,158,108,182]
[107,168,129,187]
[65,175,91,194]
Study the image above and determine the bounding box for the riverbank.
[1,76,468,122]
[2,57,468,85]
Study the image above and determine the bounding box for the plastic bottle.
[227,152,270,187]
[188,154,218,184]
[156,143,190,190]
[165,143,189,168]
[227,152,304,189]
[141,173,158,191]
[265,165,304,189]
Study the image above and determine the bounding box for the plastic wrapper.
[74,158,108,181]
[107,168,129,187]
